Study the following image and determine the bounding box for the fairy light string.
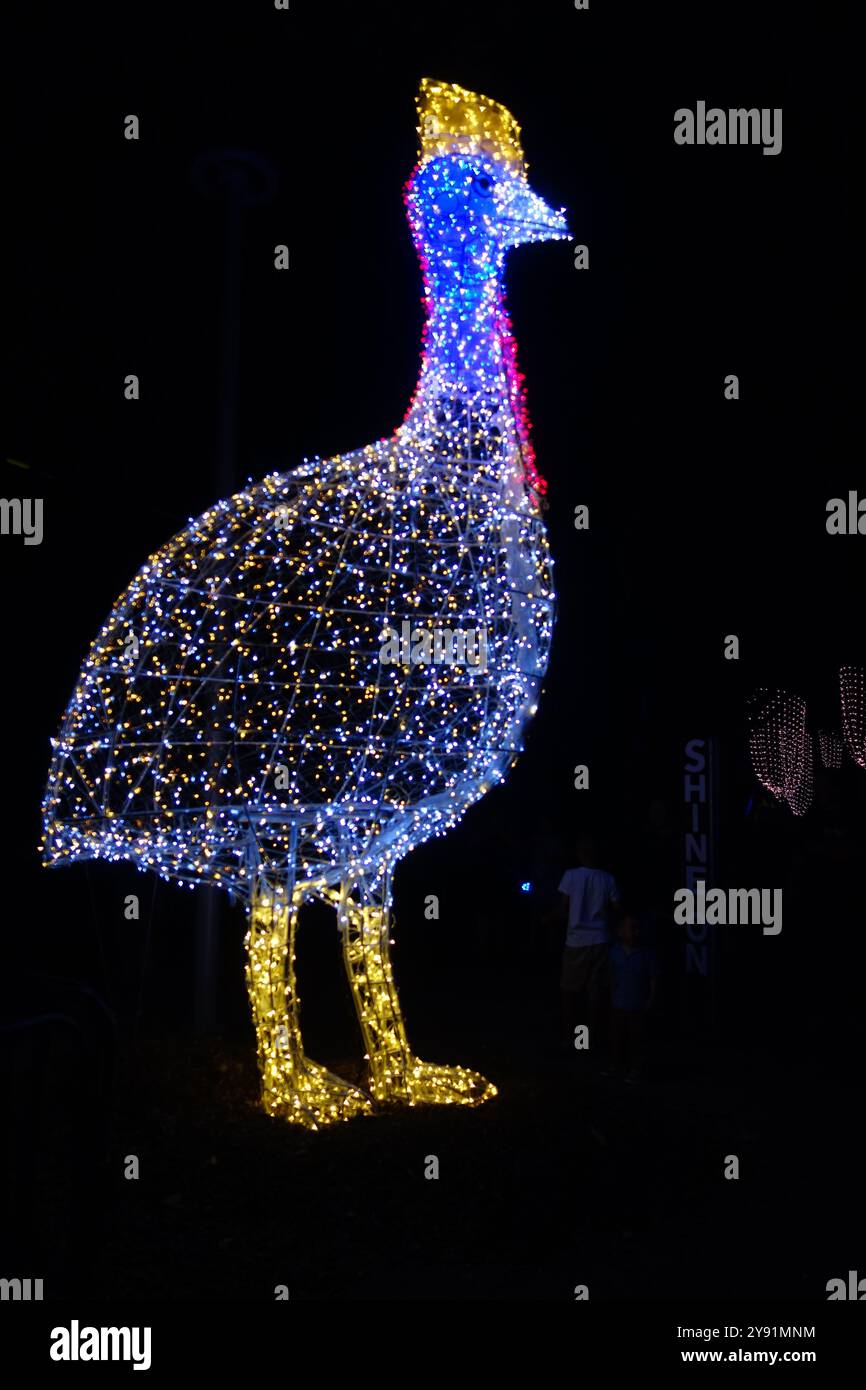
[817,728,844,770]
[840,665,865,769]
[748,688,813,817]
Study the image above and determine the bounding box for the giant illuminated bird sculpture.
[43,79,570,1127]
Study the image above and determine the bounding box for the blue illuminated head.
[406,79,569,279]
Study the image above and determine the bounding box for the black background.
[1,0,863,1308]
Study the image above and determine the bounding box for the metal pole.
[191,149,279,1032]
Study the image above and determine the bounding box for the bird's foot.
[261,1057,373,1130]
[375,1056,497,1108]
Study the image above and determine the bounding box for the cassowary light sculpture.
[42,79,570,1128]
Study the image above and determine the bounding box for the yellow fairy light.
[417,77,526,172]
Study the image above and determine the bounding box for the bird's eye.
[472,175,494,198]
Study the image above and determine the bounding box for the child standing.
[605,914,659,1083]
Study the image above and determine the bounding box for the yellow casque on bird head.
[410,78,569,249]
[416,77,527,174]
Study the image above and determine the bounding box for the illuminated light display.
[840,665,866,769]
[41,79,570,1127]
[817,728,844,770]
[747,688,813,817]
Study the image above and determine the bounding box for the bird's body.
[43,79,569,1126]
[42,416,552,893]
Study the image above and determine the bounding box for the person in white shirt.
[557,835,619,1053]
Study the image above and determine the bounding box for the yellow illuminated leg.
[245,875,372,1129]
[339,876,497,1109]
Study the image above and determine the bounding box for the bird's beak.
[498,176,570,247]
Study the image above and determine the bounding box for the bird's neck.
[416,255,507,394]
[399,247,541,498]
